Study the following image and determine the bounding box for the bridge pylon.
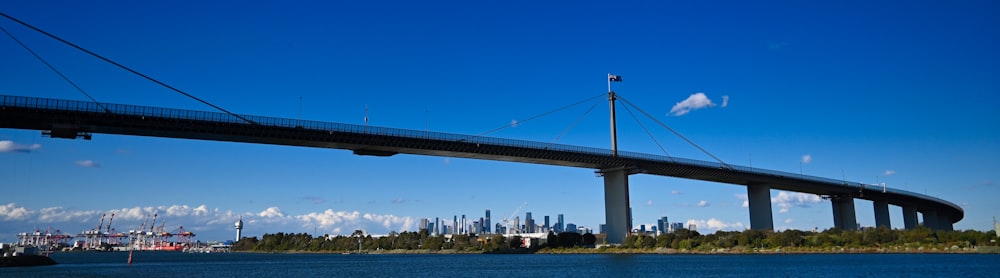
[746,184,774,231]
[597,167,637,244]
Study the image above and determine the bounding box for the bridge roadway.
[0,95,962,242]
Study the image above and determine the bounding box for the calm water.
[2,252,997,277]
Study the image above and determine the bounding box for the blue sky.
[1,0,997,241]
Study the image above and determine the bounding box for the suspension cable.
[0,24,109,113]
[468,92,606,139]
[544,100,601,149]
[618,95,730,168]
[619,100,675,162]
[0,11,256,124]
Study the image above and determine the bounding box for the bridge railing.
[0,95,959,209]
[0,94,882,186]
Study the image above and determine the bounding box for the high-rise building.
[461,215,466,234]
[557,214,565,233]
[688,223,697,231]
[670,222,683,233]
[453,215,458,235]
[434,217,440,235]
[543,216,550,231]
[420,218,430,233]
[485,209,491,233]
[525,212,534,233]
[566,223,578,234]
[658,217,669,234]
[599,224,606,234]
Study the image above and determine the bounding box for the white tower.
[235,216,243,241]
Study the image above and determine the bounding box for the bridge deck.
[0,95,963,224]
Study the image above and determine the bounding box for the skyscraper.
[434,217,440,235]
[557,214,565,233]
[453,215,458,235]
[543,216,550,232]
[525,212,534,233]
[485,209,491,234]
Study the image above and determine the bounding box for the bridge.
[0,94,963,243]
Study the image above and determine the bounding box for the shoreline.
[232,246,999,255]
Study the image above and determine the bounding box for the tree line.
[232,229,598,253]
[618,227,997,251]
[231,227,998,253]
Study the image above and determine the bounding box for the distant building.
[599,224,606,234]
[670,222,684,233]
[544,216,550,231]
[557,214,565,233]
[485,209,491,234]
[688,223,697,231]
[566,223,578,234]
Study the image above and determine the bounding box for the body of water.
[2,252,997,277]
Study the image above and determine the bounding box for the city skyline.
[2,1,998,241]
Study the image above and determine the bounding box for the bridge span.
[0,95,963,243]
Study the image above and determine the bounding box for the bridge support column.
[831,196,857,231]
[902,207,918,230]
[937,214,953,231]
[746,184,773,230]
[922,211,939,230]
[602,168,631,244]
[873,201,891,228]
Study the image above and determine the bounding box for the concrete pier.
[746,184,774,230]
[902,207,918,229]
[937,214,953,231]
[602,169,631,244]
[831,196,857,231]
[922,211,939,230]
[873,201,891,228]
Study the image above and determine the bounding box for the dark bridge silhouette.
[0,95,963,243]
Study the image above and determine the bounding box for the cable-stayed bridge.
[0,95,963,244]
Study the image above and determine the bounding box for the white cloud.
[801,154,812,164]
[75,160,100,168]
[884,170,896,176]
[736,192,822,214]
[772,191,823,213]
[736,194,749,208]
[0,203,32,221]
[0,140,41,153]
[697,200,710,207]
[0,203,421,240]
[671,190,683,195]
[784,218,794,224]
[258,207,286,218]
[669,92,716,116]
[297,210,361,229]
[721,95,729,108]
[646,200,654,206]
[685,218,745,233]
